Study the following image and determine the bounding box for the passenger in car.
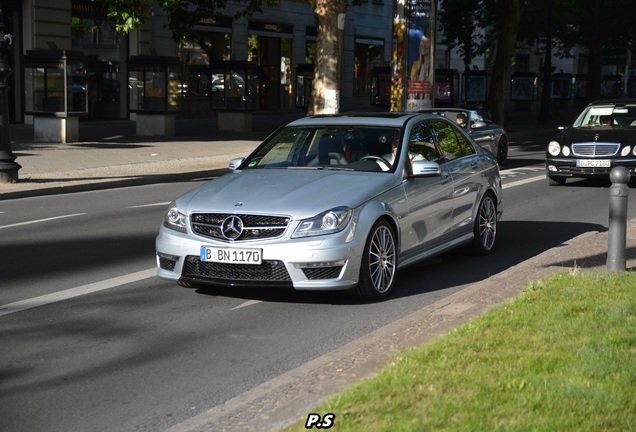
[456,113,467,128]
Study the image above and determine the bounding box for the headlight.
[548,141,561,156]
[163,201,187,233]
[633,147,636,156]
[562,146,571,156]
[292,207,353,238]
[621,146,632,156]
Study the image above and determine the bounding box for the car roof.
[418,108,467,112]
[587,99,636,107]
[285,112,447,128]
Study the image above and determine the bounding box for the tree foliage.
[99,0,278,35]
[440,0,636,123]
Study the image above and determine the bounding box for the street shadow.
[0,234,155,285]
[500,157,545,170]
[193,220,616,305]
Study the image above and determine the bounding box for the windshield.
[241,126,402,172]
[572,104,636,128]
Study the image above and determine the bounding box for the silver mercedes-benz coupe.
[156,113,502,300]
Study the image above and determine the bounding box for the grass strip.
[285,270,636,431]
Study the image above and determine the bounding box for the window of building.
[179,32,231,97]
[71,1,123,120]
[354,40,385,95]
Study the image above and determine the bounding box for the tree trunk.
[486,0,520,126]
[586,41,603,101]
[310,0,347,114]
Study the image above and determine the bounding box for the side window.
[429,120,461,161]
[408,122,440,163]
[455,130,476,156]
[429,120,476,159]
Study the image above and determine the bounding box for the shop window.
[179,33,231,98]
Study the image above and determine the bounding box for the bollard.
[607,166,630,271]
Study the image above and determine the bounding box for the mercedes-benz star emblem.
[222,216,244,240]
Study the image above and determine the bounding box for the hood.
[557,127,636,146]
[177,169,398,218]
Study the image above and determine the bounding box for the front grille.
[183,255,292,282]
[572,143,620,157]
[191,213,290,242]
[302,266,344,280]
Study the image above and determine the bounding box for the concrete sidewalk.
[0,107,560,200]
[1,114,302,200]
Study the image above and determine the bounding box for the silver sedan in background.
[419,108,509,165]
[156,113,503,300]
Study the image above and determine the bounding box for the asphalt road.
[2,129,636,432]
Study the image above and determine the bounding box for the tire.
[349,220,397,300]
[497,135,508,165]
[471,193,497,255]
[547,175,566,186]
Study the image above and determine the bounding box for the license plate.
[577,159,611,168]
[200,246,262,265]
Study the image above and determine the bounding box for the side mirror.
[411,160,441,177]
[471,120,487,129]
[229,157,245,170]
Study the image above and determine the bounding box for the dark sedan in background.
[419,107,509,165]
[546,99,636,186]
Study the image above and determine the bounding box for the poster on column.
[406,0,434,111]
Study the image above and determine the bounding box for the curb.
[0,169,230,200]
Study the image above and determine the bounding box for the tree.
[439,0,521,125]
[556,0,636,101]
[441,0,636,125]
[92,0,350,115]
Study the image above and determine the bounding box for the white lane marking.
[128,202,171,208]
[0,213,87,230]
[0,268,156,317]
[503,175,544,189]
[231,300,263,310]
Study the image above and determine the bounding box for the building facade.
[6,0,396,124]
[3,0,633,125]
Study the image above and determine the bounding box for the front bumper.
[155,225,366,291]
[545,157,636,178]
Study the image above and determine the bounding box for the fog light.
[548,165,557,172]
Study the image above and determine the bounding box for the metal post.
[0,6,20,183]
[607,166,630,271]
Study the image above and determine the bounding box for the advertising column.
[390,0,406,112]
[405,0,434,111]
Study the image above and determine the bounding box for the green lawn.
[285,271,636,431]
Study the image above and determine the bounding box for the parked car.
[156,113,503,300]
[419,107,509,165]
[545,99,636,186]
